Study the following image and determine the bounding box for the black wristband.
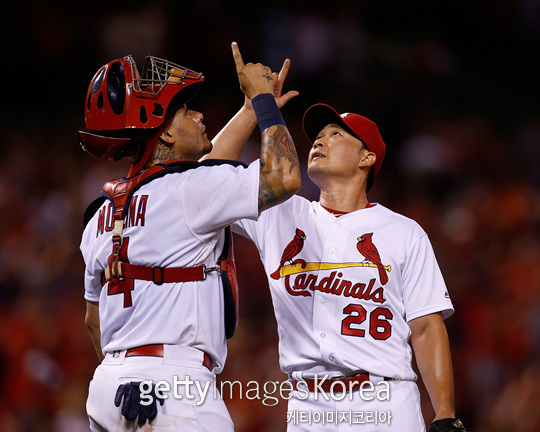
[252,93,286,132]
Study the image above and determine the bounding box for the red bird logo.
[270,228,306,279]
[356,233,389,285]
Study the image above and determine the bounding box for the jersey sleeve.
[182,160,260,236]
[232,193,296,249]
[402,233,454,321]
[84,267,101,302]
[80,210,108,303]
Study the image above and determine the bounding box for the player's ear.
[159,127,175,145]
[359,150,376,170]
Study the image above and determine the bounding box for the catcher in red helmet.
[79,44,300,432]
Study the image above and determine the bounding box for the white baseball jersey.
[80,161,260,373]
[234,195,454,380]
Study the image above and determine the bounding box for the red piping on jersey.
[321,203,374,217]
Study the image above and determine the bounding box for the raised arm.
[202,51,298,162]
[231,42,301,212]
[202,105,257,161]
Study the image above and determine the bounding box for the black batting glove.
[427,418,468,432]
[114,381,164,426]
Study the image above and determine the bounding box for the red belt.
[125,344,213,371]
[292,373,390,393]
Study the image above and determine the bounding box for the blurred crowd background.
[1,0,539,431]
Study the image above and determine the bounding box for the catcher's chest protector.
[100,159,242,339]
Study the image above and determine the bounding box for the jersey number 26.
[341,304,393,340]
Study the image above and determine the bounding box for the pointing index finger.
[231,42,245,71]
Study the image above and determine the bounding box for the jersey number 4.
[107,237,134,307]
[341,304,393,340]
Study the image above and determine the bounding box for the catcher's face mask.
[78,55,204,163]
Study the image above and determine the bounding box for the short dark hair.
[360,141,376,192]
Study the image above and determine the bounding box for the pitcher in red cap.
[217,100,466,431]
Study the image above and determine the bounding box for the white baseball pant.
[86,345,234,432]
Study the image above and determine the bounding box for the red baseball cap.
[302,103,386,175]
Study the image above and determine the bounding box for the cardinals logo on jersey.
[270,228,307,279]
[270,228,392,304]
[356,233,389,285]
[271,229,392,303]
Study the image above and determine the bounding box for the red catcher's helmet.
[78,55,204,168]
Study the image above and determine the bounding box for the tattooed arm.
[230,42,301,212]
[258,124,300,212]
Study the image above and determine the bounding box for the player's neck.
[146,141,179,168]
[145,141,198,169]
[318,187,370,213]
[312,170,371,212]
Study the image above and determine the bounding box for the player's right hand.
[232,42,276,100]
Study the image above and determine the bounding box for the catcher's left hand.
[114,381,164,426]
[427,418,468,432]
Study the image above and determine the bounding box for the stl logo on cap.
[341,113,350,119]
